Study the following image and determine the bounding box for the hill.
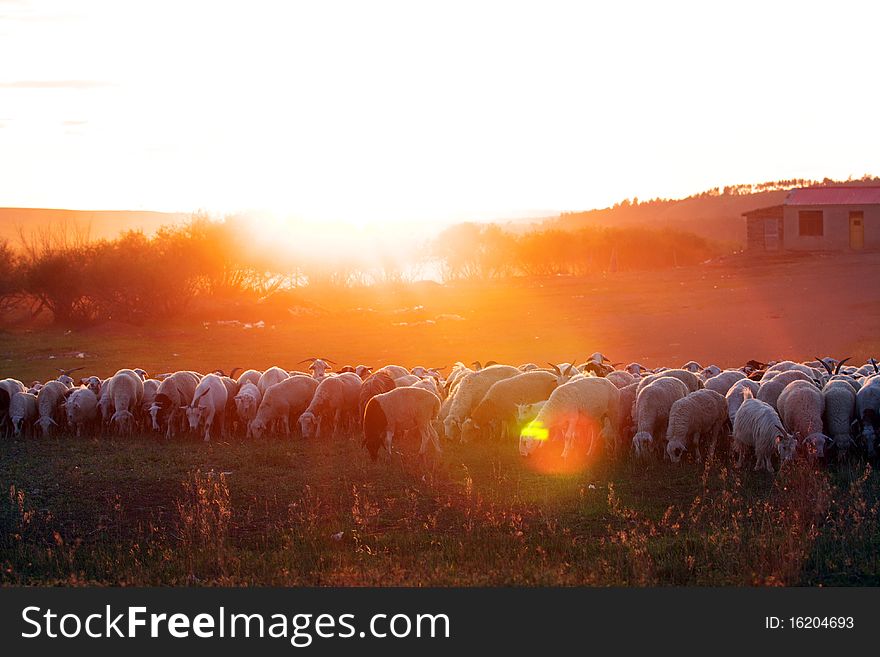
[0,208,189,246]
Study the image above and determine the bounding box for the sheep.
[141,379,161,426]
[855,376,880,458]
[665,389,729,463]
[605,369,635,388]
[234,382,262,437]
[757,370,816,411]
[107,369,145,436]
[725,378,760,424]
[777,380,829,458]
[81,375,102,396]
[299,357,335,379]
[516,400,546,427]
[65,387,99,437]
[150,370,201,439]
[36,380,69,436]
[393,374,422,387]
[185,373,229,442]
[732,397,797,473]
[703,370,746,396]
[258,366,290,396]
[823,379,857,455]
[10,391,38,437]
[362,386,441,461]
[355,365,374,379]
[681,360,702,373]
[443,365,520,440]
[520,377,620,460]
[374,364,410,380]
[617,381,639,445]
[700,365,723,380]
[636,369,702,395]
[299,372,361,439]
[411,377,443,399]
[250,375,319,439]
[359,371,397,421]
[236,369,263,388]
[631,377,689,459]
[0,378,26,437]
[625,363,649,376]
[462,370,557,442]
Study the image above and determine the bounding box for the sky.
[1,0,879,230]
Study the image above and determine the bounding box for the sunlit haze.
[1,0,879,233]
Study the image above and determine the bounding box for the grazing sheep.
[732,397,797,473]
[462,370,557,441]
[299,372,361,439]
[107,369,146,436]
[140,379,161,427]
[258,366,290,396]
[234,382,262,437]
[393,374,422,387]
[617,381,639,445]
[757,370,816,411]
[150,371,201,439]
[236,369,263,389]
[520,377,620,460]
[443,364,520,441]
[777,380,829,458]
[374,364,410,380]
[605,370,636,388]
[10,391,38,437]
[665,389,728,463]
[631,377,689,459]
[36,380,69,436]
[855,376,880,458]
[703,370,746,396]
[65,387,99,437]
[0,378,26,437]
[516,400,546,427]
[362,386,441,461]
[359,371,397,420]
[411,377,443,399]
[636,369,702,395]
[725,378,760,424]
[823,379,857,455]
[185,373,229,442]
[250,375,319,439]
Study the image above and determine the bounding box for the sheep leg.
[561,418,578,460]
[693,433,702,462]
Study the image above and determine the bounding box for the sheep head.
[299,411,318,439]
[774,429,797,464]
[632,432,653,459]
[666,439,687,463]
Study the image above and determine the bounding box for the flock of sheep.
[1,353,879,473]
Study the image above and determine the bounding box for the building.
[743,186,880,252]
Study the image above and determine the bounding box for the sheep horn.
[229,367,243,379]
[547,362,561,376]
[472,361,482,370]
[871,357,878,374]
[485,360,498,367]
[814,356,833,377]
[298,358,319,364]
[320,358,337,364]
[834,357,851,375]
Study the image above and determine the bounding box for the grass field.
[2,431,878,586]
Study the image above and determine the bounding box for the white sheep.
[462,370,557,441]
[516,400,546,427]
[250,375,319,439]
[257,366,290,396]
[757,370,816,411]
[36,380,69,436]
[823,379,857,455]
[374,364,411,380]
[359,371,397,420]
[617,381,640,445]
[0,378,26,437]
[393,374,422,387]
[631,377,689,459]
[65,387,99,437]
[732,397,797,473]
[703,370,746,396]
[299,357,335,379]
[362,386,441,461]
[665,389,729,463]
[234,382,262,437]
[777,380,829,458]
[605,369,636,388]
[107,369,145,436]
[141,379,161,427]
[185,373,229,442]
[411,377,443,398]
[299,372,361,439]
[236,369,263,389]
[725,378,760,425]
[10,391,38,438]
[443,364,520,440]
[520,376,620,460]
[636,369,702,395]
[855,376,880,458]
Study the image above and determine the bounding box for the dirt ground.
[1,251,878,381]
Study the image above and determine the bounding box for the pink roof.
[785,186,880,206]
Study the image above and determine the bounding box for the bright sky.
[1,0,879,228]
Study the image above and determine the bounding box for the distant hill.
[0,208,189,246]
[544,177,880,246]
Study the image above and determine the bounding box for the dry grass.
[1,430,878,586]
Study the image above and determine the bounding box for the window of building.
[798,210,823,236]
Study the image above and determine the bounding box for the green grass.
[2,432,878,586]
